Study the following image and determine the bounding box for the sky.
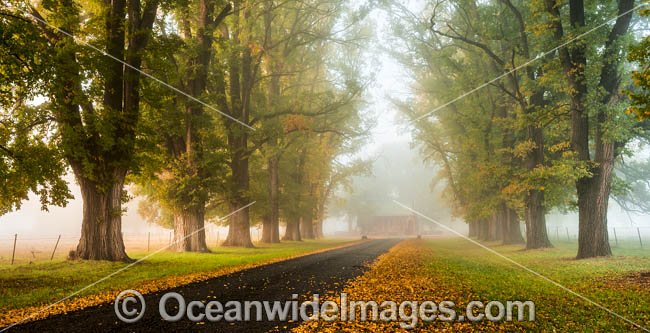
[353,3,420,157]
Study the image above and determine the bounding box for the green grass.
[0,239,354,311]
[423,238,650,331]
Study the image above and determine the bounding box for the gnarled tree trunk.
[46,0,158,262]
[545,0,632,258]
[223,199,254,247]
[75,170,130,261]
[173,206,210,252]
[576,142,614,258]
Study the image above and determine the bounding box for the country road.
[9,239,401,332]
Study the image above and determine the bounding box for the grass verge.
[0,239,359,327]
[295,238,650,332]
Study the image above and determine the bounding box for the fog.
[0,174,166,240]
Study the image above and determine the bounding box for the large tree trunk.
[576,143,614,258]
[222,152,253,248]
[166,1,230,252]
[261,0,282,244]
[523,181,551,249]
[477,219,489,241]
[524,92,552,249]
[300,212,315,239]
[261,215,273,243]
[313,219,323,238]
[502,207,524,245]
[222,148,253,247]
[487,216,496,241]
[283,216,301,241]
[222,0,255,248]
[75,170,131,261]
[223,199,254,247]
[499,0,551,250]
[272,210,280,242]
[283,149,306,241]
[574,0,631,258]
[485,215,501,242]
[489,212,503,241]
[525,189,552,249]
[173,206,210,252]
[44,0,158,262]
[545,0,632,258]
[264,156,281,243]
[223,140,253,247]
[314,184,329,239]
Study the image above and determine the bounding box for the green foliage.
[625,7,650,119]
[385,0,645,227]
[0,6,72,214]
[0,105,72,214]
[125,0,372,231]
[2,0,163,218]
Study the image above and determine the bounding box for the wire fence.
[544,226,650,249]
[2,225,645,265]
[0,227,266,266]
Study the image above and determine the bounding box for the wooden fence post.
[50,235,61,260]
[11,234,17,265]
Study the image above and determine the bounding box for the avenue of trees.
[385,0,650,258]
[3,0,650,263]
[0,0,371,261]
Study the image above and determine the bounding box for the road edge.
[0,239,369,328]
